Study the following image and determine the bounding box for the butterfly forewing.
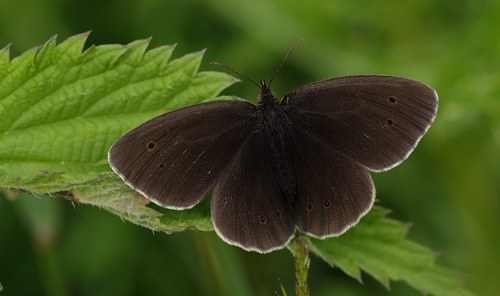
[212,127,296,253]
[284,75,438,172]
[108,100,256,209]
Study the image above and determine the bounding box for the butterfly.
[108,42,438,253]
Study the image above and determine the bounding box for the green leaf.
[0,32,237,180]
[0,32,235,231]
[289,206,474,296]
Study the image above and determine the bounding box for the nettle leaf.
[0,33,472,295]
[288,207,473,296]
[0,32,234,231]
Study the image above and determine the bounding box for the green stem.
[294,234,310,296]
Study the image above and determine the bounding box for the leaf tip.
[48,34,59,42]
[381,281,391,291]
[2,43,12,52]
[355,274,363,284]
[193,48,206,58]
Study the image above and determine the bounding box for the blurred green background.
[0,0,498,295]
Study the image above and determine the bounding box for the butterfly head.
[211,40,303,110]
[258,80,278,107]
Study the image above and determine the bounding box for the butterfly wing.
[283,75,438,172]
[212,127,295,253]
[289,124,375,238]
[108,100,256,209]
[284,75,437,237]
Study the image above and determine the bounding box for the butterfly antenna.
[268,39,304,87]
[210,62,261,88]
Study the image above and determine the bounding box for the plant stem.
[294,234,310,296]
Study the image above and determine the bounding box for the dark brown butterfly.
[108,43,438,253]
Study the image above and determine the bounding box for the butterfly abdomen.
[261,105,297,207]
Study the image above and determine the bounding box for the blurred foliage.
[0,0,498,295]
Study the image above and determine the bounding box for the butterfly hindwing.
[108,100,256,209]
[288,124,375,238]
[212,126,296,253]
[284,75,438,172]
